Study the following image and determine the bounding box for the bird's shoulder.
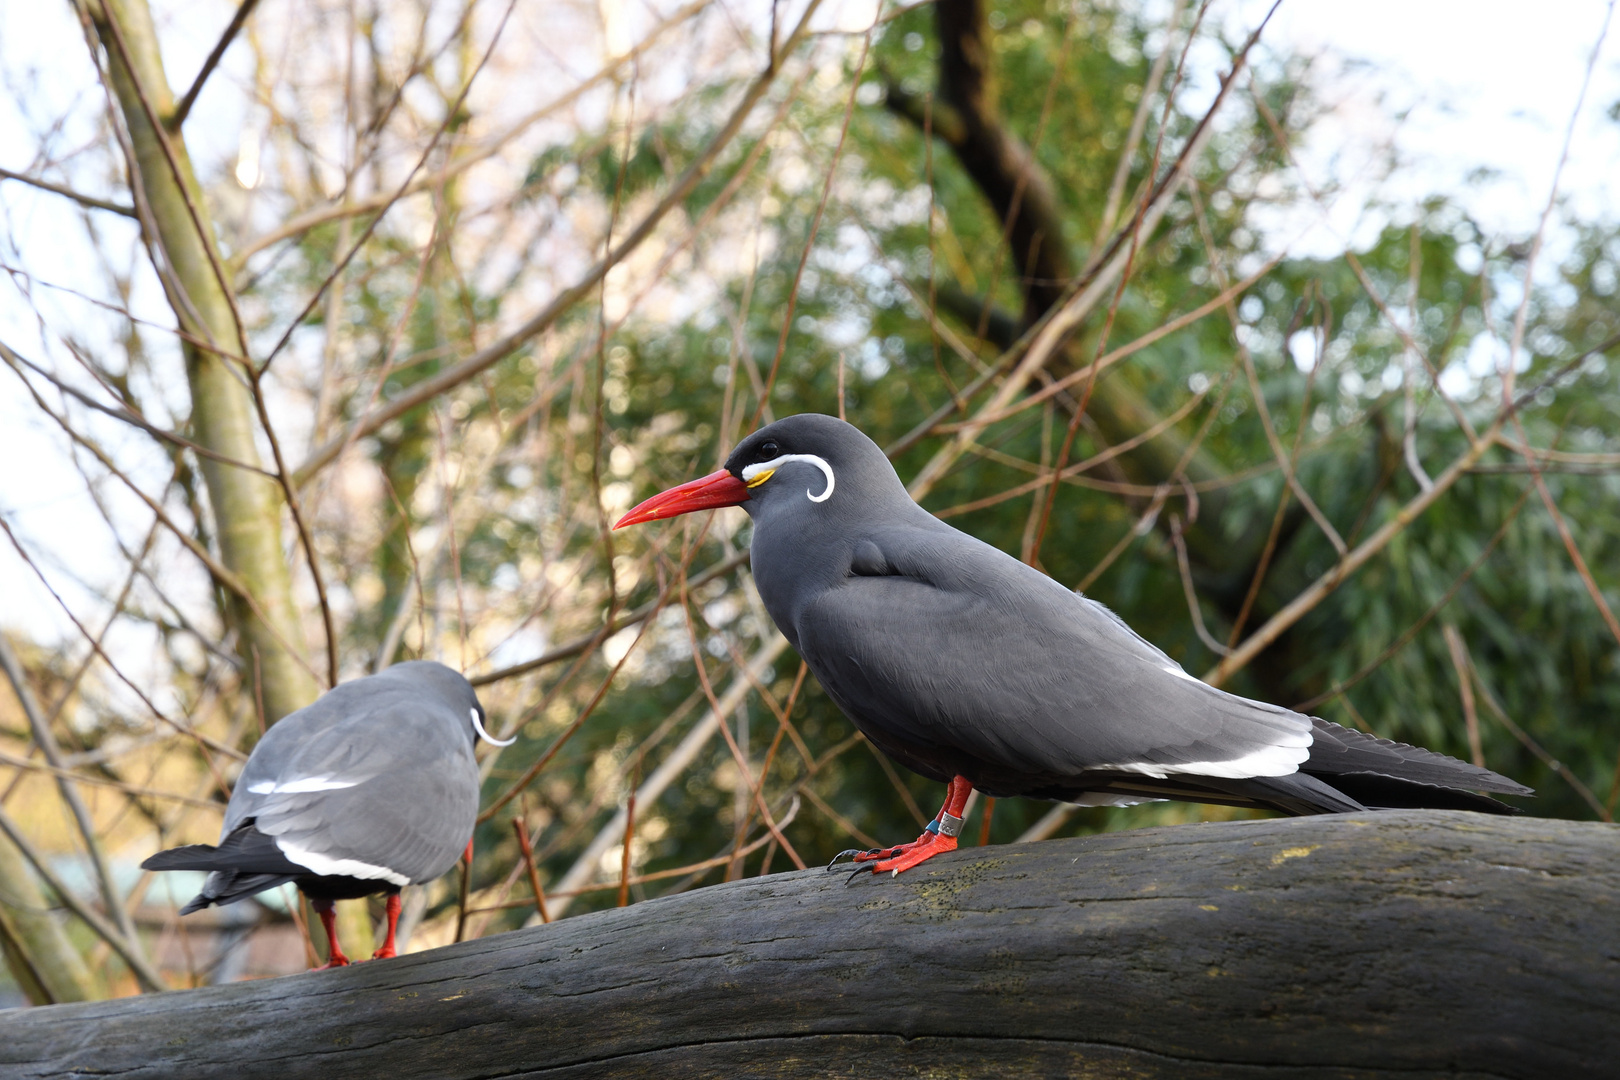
[840,523,1175,656]
[227,684,472,824]
[848,519,1024,586]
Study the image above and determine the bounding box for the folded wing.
[798,525,1312,794]
[219,689,479,886]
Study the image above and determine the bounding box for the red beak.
[614,468,750,529]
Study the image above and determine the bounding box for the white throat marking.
[741,454,836,503]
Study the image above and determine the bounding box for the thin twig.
[0,750,223,809]
[1169,514,1230,656]
[1442,625,1485,768]
[1290,482,1535,712]
[0,342,275,477]
[0,805,166,992]
[1099,0,1188,238]
[454,843,472,943]
[905,6,1271,500]
[679,591,805,869]
[0,167,135,216]
[1460,645,1610,821]
[293,0,830,485]
[617,778,637,908]
[168,0,263,129]
[0,516,246,762]
[7,380,323,690]
[511,817,550,924]
[257,0,519,374]
[752,12,875,423]
[477,799,801,908]
[0,636,149,954]
[230,0,715,263]
[543,636,790,918]
[802,787,881,850]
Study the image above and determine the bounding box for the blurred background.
[1,0,1617,1002]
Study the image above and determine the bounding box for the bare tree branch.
[0,167,136,216]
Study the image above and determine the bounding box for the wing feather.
[793,524,1311,791]
[220,684,478,884]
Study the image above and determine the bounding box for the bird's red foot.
[870,831,957,875]
[370,894,402,960]
[827,830,939,869]
[849,835,929,863]
[826,775,976,877]
[310,898,352,969]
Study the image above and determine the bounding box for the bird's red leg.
[371,893,402,960]
[849,775,974,875]
[310,899,351,969]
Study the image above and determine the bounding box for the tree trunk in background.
[85,0,318,725]
[81,0,354,962]
[5,812,1616,1078]
[0,839,98,1006]
[898,0,1246,562]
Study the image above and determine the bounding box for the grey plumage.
[648,413,1529,818]
[144,661,485,913]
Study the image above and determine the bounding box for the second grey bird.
[616,413,1530,875]
[143,661,510,965]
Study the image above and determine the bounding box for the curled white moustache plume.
[742,453,836,502]
[472,707,516,747]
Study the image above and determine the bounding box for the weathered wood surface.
[4,811,1616,1079]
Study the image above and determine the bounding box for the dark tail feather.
[145,824,305,912]
[1313,771,1522,814]
[1207,720,1531,815]
[1304,719,1532,796]
[179,872,297,913]
[1041,771,1369,815]
[1038,719,1532,817]
[1195,771,1370,815]
[143,842,231,872]
[143,823,304,875]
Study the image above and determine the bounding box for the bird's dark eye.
[758,440,780,458]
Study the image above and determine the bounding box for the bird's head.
[378,660,511,747]
[614,413,906,531]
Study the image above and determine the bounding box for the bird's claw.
[829,841,920,874]
[871,833,957,875]
[826,846,904,869]
[825,848,868,871]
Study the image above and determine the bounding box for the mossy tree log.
[5,811,1616,1079]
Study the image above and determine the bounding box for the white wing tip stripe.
[1096,740,1312,780]
[247,776,359,795]
[742,454,836,502]
[277,841,410,886]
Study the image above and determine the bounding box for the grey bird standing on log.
[616,413,1531,876]
[143,661,511,966]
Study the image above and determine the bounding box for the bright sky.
[1,0,1617,657]
[1234,0,1619,255]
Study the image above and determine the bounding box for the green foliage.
[301,1,1620,927]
